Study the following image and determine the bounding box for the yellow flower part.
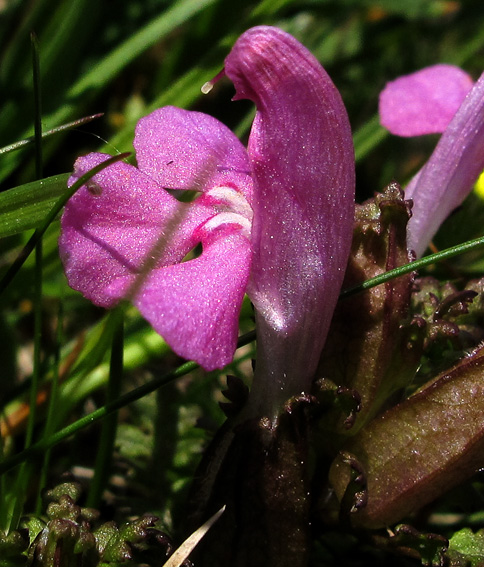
[475,170,484,199]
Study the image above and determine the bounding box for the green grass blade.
[9,32,44,534]
[36,297,64,514]
[69,0,217,99]
[0,329,256,476]
[340,235,484,300]
[87,308,124,509]
[0,174,69,238]
[354,114,389,163]
[0,114,103,156]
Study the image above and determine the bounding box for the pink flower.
[60,108,253,371]
[379,64,484,257]
[225,27,354,416]
[59,27,355,409]
[379,64,473,137]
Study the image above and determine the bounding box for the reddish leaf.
[330,345,484,528]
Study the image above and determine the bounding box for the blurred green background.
[3,0,484,194]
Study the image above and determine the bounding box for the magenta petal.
[379,64,474,136]
[134,106,252,199]
[59,153,214,307]
[132,230,251,371]
[225,27,355,410]
[405,71,484,256]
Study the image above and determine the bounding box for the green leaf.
[388,524,448,567]
[0,529,29,561]
[448,528,484,567]
[0,174,68,238]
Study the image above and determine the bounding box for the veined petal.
[379,64,474,136]
[134,106,252,200]
[405,71,484,256]
[59,153,215,307]
[132,228,252,371]
[225,26,355,411]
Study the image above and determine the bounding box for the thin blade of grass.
[10,31,44,534]
[0,328,257,476]
[87,308,124,509]
[35,296,64,515]
[163,506,226,567]
[340,235,484,300]
[69,0,217,99]
[354,114,389,163]
[0,114,103,156]
[24,30,44,448]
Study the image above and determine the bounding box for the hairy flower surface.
[379,64,484,256]
[60,26,355,394]
[225,27,354,416]
[60,108,253,371]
